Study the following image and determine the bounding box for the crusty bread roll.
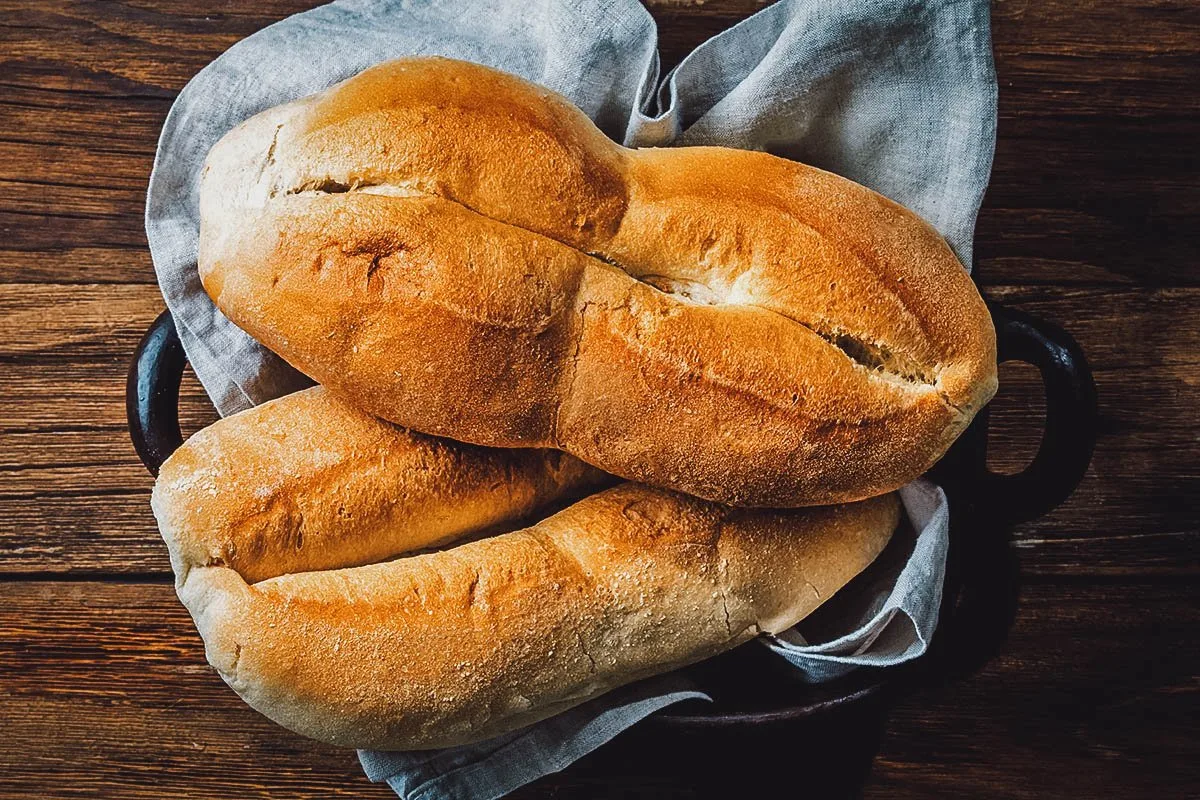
[154,386,898,751]
[152,386,608,584]
[199,56,995,507]
[180,486,898,751]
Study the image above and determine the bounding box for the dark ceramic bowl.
[127,303,1096,728]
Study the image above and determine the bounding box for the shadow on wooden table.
[533,698,894,798]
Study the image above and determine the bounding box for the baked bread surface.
[180,485,899,750]
[155,387,899,751]
[199,56,996,506]
[152,386,608,584]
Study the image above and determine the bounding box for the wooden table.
[2,1,1197,796]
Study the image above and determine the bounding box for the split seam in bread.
[199,57,998,508]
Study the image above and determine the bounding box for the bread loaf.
[180,485,898,750]
[154,386,898,751]
[152,386,608,584]
[199,56,997,507]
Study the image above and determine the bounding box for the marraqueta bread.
[155,388,898,751]
[152,386,609,584]
[199,56,996,508]
[179,487,898,751]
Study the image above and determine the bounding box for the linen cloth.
[144,1,996,797]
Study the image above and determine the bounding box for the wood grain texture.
[0,0,1197,797]
[1,0,1197,286]
[1,580,1195,798]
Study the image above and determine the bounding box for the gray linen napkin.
[144,0,996,797]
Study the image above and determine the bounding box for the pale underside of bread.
[198,56,998,508]
[179,485,900,751]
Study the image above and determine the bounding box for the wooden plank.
[0,181,145,228]
[0,1,1197,285]
[0,3,283,90]
[0,579,1194,798]
[0,283,1195,577]
[5,116,1196,243]
[979,117,1200,286]
[987,285,1200,575]
[991,0,1200,119]
[1,0,1188,110]
[1,358,212,432]
[0,283,214,574]
[3,122,1196,285]
[2,0,1193,116]
[865,581,1200,799]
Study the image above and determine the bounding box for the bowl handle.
[962,304,1098,523]
[126,309,187,477]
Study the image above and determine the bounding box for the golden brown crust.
[152,386,609,584]
[180,486,899,751]
[199,56,997,507]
